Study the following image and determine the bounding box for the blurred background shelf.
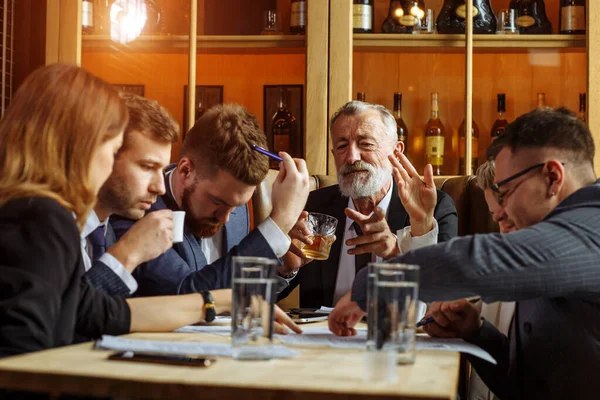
[82,35,306,54]
[353,34,586,53]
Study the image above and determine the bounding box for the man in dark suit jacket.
[114,104,310,296]
[83,93,179,296]
[278,101,458,307]
[336,108,600,400]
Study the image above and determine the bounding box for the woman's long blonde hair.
[0,64,129,228]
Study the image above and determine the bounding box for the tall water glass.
[366,263,420,365]
[231,256,278,360]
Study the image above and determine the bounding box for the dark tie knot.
[88,225,107,261]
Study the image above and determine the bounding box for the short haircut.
[120,92,179,149]
[180,103,269,185]
[486,107,595,169]
[329,101,397,145]
[475,160,496,190]
[0,64,128,228]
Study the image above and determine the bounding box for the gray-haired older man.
[277,100,458,308]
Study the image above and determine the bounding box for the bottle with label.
[393,93,409,150]
[82,0,94,34]
[353,0,374,33]
[579,92,586,122]
[537,92,547,109]
[510,0,552,34]
[559,0,585,34]
[425,93,446,176]
[436,0,497,34]
[291,0,307,34]
[491,94,508,140]
[382,0,426,34]
[357,92,366,101]
[271,88,296,168]
[459,119,480,175]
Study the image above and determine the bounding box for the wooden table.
[0,324,460,400]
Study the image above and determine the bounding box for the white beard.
[338,160,392,199]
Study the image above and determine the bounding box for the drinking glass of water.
[231,256,278,360]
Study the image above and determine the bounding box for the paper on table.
[95,335,298,358]
[316,306,334,314]
[274,328,496,364]
[174,325,231,336]
[318,301,426,323]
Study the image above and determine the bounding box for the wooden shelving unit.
[353,34,586,52]
[82,35,306,54]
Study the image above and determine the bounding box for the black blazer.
[279,181,458,308]
[0,197,130,358]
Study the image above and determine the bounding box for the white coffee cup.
[172,211,186,243]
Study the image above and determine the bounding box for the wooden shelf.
[354,34,586,52]
[82,35,306,54]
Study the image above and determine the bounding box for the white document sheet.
[174,325,231,336]
[95,335,298,358]
[274,327,496,364]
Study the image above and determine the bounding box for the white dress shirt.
[80,211,138,294]
[332,185,439,305]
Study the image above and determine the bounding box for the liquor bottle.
[82,0,94,34]
[353,0,374,33]
[357,92,366,101]
[436,0,497,34]
[491,94,508,140]
[195,98,205,122]
[537,92,547,109]
[382,0,426,34]
[271,88,296,168]
[459,119,480,175]
[291,0,307,34]
[579,93,586,122]
[559,0,585,34]
[393,93,409,150]
[425,93,446,176]
[511,0,552,34]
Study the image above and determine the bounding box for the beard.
[338,160,392,199]
[181,184,224,238]
[97,173,156,220]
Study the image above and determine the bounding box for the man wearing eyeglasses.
[331,107,600,400]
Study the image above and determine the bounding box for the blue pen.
[251,144,283,162]
[416,298,481,328]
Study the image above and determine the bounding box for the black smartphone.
[108,351,215,367]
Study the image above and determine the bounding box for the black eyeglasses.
[490,163,546,206]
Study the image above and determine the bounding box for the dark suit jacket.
[0,197,130,358]
[353,180,600,400]
[84,223,133,297]
[280,181,458,308]
[112,165,280,296]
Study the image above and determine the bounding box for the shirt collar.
[345,182,394,232]
[82,210,102,238]
[166,167,176,202]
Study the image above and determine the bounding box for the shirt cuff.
[257,217,292,258]
[396,219,439,255]
[97,253,138,294]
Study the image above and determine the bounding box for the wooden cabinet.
[47,0,600,176]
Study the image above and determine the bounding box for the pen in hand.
[251,144,283,162]
[416,297,482,328]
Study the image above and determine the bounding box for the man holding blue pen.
[112,103,310,296]
[329,108,600,400]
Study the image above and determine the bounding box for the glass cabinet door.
[473,0,586,173]
[351,0,468,176]
[81,0,308,163]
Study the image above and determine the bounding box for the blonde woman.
[0,64,299,357]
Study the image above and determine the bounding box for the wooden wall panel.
[81,52,305,161]
[14,0,46,93]
[353,51,585,175]
[589,0,600,176]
